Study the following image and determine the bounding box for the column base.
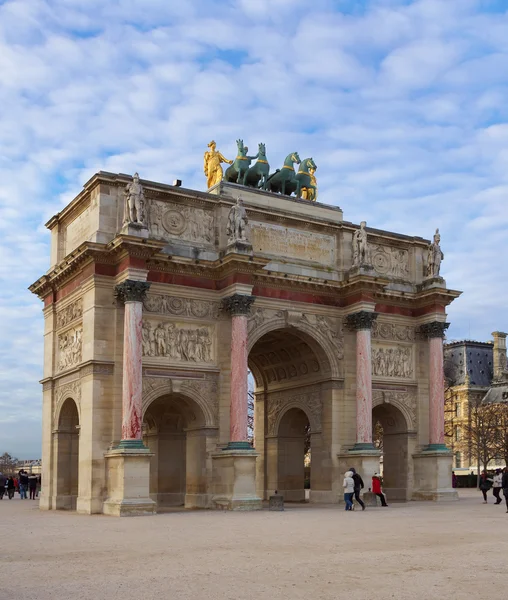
[116,439,148,450]
[412,450,458,502]
[422,443,450,453]
[212,449,262,511]
[224,441,252,450]
[349,442,378,453]
[103,447,156,516]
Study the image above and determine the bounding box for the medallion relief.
[149,200,214,245]
[142,320,215,363]
[372,344,414,379]
[57,327,82,372]
[369,244,409,279]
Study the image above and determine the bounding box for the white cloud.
[0,0,507,458]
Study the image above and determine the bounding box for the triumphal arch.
[30,147,460,515]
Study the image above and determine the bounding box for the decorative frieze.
[56,299,83,329]
[149,200,214,244]
[369,244,409,279]
[221,294,255,317]
[79,362,114,377]
[57,327,82,372]
[267,387,322,436]
[142,320,214,363]
[115,280,151,304]
[372,345,414,379]
[143,294,220,319]
[372,321,416,342]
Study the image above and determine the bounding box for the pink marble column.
[345,311,378,450]
[222,294,255,448]
[115,280,151,448]
[421,321,449,450]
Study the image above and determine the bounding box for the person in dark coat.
[6,477,15,499]
[479,470,493,503]
[349,467,365,511]
[502,467,508,513]
[28,474,38,500]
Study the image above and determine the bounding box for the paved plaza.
[1,490,506,600]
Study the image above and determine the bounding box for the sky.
[0,0,507,459]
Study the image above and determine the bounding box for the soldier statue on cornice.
[124,172,147,227]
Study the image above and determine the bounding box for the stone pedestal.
[211,449,262,511]
[103,447,156,516]
[269,494,284,511]
[338,450,380,497]
[226,240,253,256]
[120,221,149,239]
[412,451,458,501]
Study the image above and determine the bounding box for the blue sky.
[1,0,507,459]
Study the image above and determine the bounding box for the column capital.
[221,294,255,317]
[115,280,151,304]
[420,321,449,339]
[345,311,378,331]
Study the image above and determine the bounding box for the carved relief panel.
[142,319,215,364]
[57,327,82,372]
[267,387,322,436]
[56,299,83,330]
[372,344,414,379]
[143,294,220,320]
[148,200,214,246]
[369,244,410,280]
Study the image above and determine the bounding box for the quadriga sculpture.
[265,152,301,195]
[295,157,317,199]
[244,143,270,189]
[224,139,258,184]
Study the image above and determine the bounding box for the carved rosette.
[115,280,151,304]
[345,311,378,331]
[221,294,255,317]
[419,321,450,339]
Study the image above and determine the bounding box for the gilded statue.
[301,167,317,201]
[426,228,444,278]
[204,141,233,189]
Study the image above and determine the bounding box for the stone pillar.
[103,279,155,516]
[211,293,261,510]
[420,321,449,451]
[345,310,378,450]
[115,280,151,448]
[221,293,255,449]
[492,331,507,381]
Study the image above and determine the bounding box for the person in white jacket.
[343,470,355,511]
[492,469,503,505]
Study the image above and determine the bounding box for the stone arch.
[54,381,81,429]
[248,314,342,379]
[55,397,80,510]
[372,390,416,431]
[142,379,217,428]
[271,398,320,437]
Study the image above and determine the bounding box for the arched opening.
[143,393,209,510]
[372,403,410,501]
[248,326,333,502]
[277,407,310,501]
[56,398,79,510]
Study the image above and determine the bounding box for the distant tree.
[491,402,508,467]
[460,399,499,476]
[0,452,18,475]
[248,389,254,444]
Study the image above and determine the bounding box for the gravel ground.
[0,489,506,600]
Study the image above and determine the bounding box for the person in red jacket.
[372,473,388,507]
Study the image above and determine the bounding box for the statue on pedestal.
[352,221,369,268]
[426,228,444,278]
[227,197,249,245]
[204,140,233,189]
[124,173,146,226]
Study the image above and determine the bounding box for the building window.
[454,402,461,417]
[454,426,461,442]
[455,452,461,468]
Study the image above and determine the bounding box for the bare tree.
[492,402,508,467]
[0,452,18,476]
[247,389,254,444]
[460,399,499,476]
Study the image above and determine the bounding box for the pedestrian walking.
[6,477,15,499]
[492,469,503,505]
[18,470,28,500]
[343,470,355,511]
[479,470,493,503]
[502,467,508,514]
[28,474,38,500]
[0,472,5,500]
[349,467,365,511]
[372,473,388,506]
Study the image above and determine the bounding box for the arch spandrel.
[247,309,343,380]
[142,377,218,428]
[53,380,81,429]
[372,390,417,432]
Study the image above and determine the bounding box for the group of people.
[479,468,508,511]
[0,470,40,500]
[343,468,388,511]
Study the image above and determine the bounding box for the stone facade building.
[30,172,460,515]
[444,332,508,472]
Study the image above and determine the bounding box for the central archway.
[143,393,211,509]
[248,325,334,501]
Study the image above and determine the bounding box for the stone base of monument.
[269,494,284,511]
[412,450,458,501]
[103,447,156,516]
[362,491,387,507]
[347,264,375,277]
[416,276,446,292]
[211,448,262,511]
[338,449,380,496]
[120,221,149,239]
[226,240,253,256]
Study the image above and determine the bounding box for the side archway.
[55,397,80,510]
